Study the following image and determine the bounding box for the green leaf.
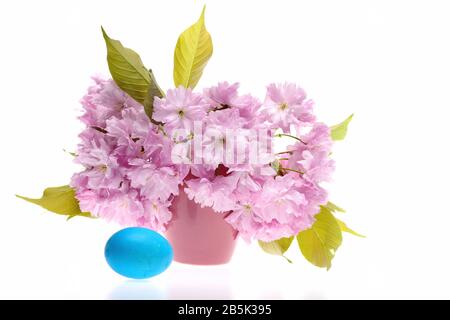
[297,207,342,270]
[331,114,353,141]
[101,27,164,108]
[16,185,92,219]
[63,149,77,157]
[270,159,281,175]
[173,6,213,89]
[336,218,365,237]
[143,69,165,121]
[258,237,294,263]
[323,201,345,213]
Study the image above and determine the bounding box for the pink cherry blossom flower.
[106,107,151,145]
[225,174,322,242]
[184,174,240,212]
[287,123,335,183]
[79,76,141,127]
[153,86,207,136]
[141,199,173,231]
[297,150,335,182]
[203,81,239,108]
[232,94,262,126]
[74,135,122,189]
[261,82,315,131]
[71,77,336,241]
[127,161,181,202]
[76,188,171,231]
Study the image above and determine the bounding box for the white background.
[1,0,449,299]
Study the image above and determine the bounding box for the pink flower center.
[279,102,289,111]
[243,204,252,214]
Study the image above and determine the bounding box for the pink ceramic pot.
[166,188,238,265]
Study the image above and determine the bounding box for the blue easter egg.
[105,227,173,279]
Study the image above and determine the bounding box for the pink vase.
[166,188,238,265]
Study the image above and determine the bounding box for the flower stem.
[91,126,108,134]
[211,104,231,112]
[275,150,294,155]
[276,133,306,145]
[281,167,304,175]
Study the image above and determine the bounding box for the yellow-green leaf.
[101,27,164,109]
[259,237,294,263]
[336,218,365,237]
[297,207,342,270]
[323,201,345,213]
[270,159,281,175]
[143,69,165,122]
[173,6,213,89]
[16,185,92,218]
[63,149,77,157]
[331,114,353,141]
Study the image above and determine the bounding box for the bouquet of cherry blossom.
[18,7,361,269]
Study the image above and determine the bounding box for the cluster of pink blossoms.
[71,76,335,242]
